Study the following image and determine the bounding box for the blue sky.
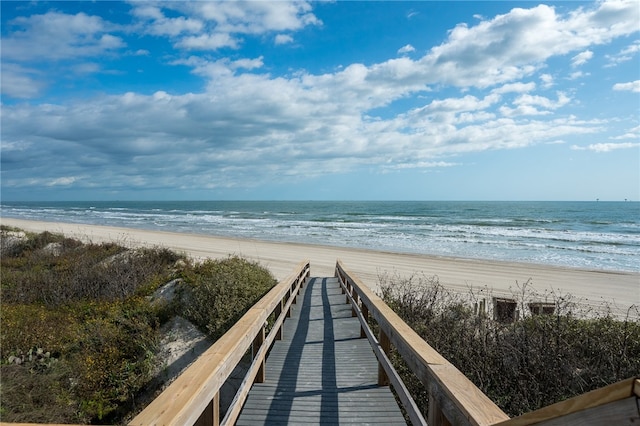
[1,1,639,201]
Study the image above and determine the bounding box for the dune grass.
[0,227,275,424]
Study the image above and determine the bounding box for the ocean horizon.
[2,200,639,273]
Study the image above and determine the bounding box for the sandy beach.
[2,217,639,317]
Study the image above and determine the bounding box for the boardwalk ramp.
[236,276,406,425]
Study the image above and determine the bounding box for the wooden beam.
[496,376,639,426]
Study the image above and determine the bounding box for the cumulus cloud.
[0,63,43,98]
[177,33,239,50]
[571,142,640,152]
[2,11,124,61]
[613,80,640,92]
[1,0,637,194]
[571,50,593,67]
[275,34,294,45]
[540,73,554,88]
[500,92,571,116]
[132,1,320,52]
[492,82,536,94]
[414,1,638,88]
[397,44,415,55]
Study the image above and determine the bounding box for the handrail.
[130,259,310,426]
[494,376,640,426]
[335,259,510,426]
[336,269,428,426]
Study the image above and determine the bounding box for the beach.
[2,217,639,317]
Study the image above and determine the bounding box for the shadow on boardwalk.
[237,277,406,425]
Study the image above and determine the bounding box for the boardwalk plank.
[236,277,406,425]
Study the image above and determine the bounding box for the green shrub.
[0,230,185,423]
[182,256,277,340]
[1,236,182,306]
[378,272,640,417]
[1,230,277,424]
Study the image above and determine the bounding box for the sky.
[1,1,639,201]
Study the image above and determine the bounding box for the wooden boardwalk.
[236,277,406,425]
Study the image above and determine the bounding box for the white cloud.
[135,1,321,52]
[414,1,639,88]
[385,161,460,170]
[613,80,640,92]
[2,1,637,194]
[568,71,587,80]
[492,82,536,94]
[231,57,264,70]
[397,44,415,55]
[2,12,124,61]
[540,73,554,88]
[150,16,203,37]
[571,142,640,152]
[500,92,571,116]
[275,34,294,45]
[606,40,640,66]
[132,5,164,20]
[571,50,593,67]
[1,74,601,192]
[176,33,239,50]
[0,63,43,98]
[47,177,79,187]
[610,125,640,140]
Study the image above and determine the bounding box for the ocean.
[1,200,639,272]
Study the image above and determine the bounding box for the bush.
[378,272,640,417]
[0,230,183,423]
[182,256,277,340]
[1,231,277,424]
[1,238,181,306]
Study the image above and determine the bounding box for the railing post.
[377,329,390,386]
[275,299,283,340]
[428,394,451,426]
[253,324,266,383]
[194,393,219,426]
[351,287,359,317]
[360,303,369,338]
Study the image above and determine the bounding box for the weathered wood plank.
[496,376,639,426]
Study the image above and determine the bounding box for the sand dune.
[2,217,638,317]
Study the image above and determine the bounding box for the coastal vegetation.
[0,227,276,424]
[2,226,638,423]
[379,272,640,418]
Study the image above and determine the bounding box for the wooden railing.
[335,259,510,426]
[129,259,311,426]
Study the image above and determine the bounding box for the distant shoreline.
[3,217,639,318]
